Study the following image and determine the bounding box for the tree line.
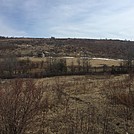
[0,56,134,79]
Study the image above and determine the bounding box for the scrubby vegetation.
[0,37,134,59]
[1,74,134,134]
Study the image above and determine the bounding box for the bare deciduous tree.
[0,79,44,134]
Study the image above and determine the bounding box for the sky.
[0,0,134,40]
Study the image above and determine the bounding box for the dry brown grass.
[90,59,120,67]
[1,74,134,133]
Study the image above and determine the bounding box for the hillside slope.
[0,37,134,59]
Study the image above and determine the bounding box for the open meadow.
[1,74,134,134]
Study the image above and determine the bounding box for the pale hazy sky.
[0,0,134,40]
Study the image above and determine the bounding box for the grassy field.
[38,74,134,133]
[19,57,121,67]
[1,74,134,133]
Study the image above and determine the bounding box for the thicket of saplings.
[0,56,133,79]
[0,73,134,134]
